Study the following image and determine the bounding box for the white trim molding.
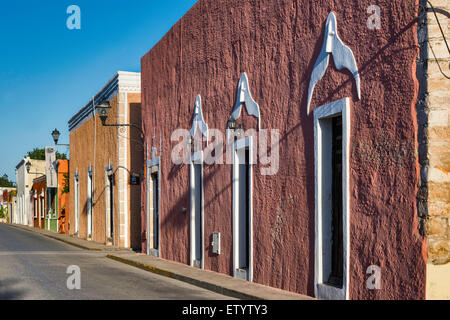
[104,165,114,245]
[87,167,93,240]
[146,157,161,258]
[314,97,351,300]
[74,169,80,236]
[68,71,140,133]
[230,73,261,130]
[232,137,253,282]
[190,95,209,142]
[190,151,205,269]
[307,12,360,115]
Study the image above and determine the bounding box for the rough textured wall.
[69,96,119,244]
[141,0,426,299]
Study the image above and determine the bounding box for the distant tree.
[57,152,68,160]
[0,175,15,188]
[25,148,67,160]
[61,173,69,194]
[0,207,6,219]
[26,148,45,160]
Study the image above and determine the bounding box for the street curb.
[106,254,259,300]
[48,237,104,251]
[8,224,104,251]
[6,223,310,300]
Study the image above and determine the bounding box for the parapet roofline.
[68,71,141,132]
[15,159,25,170]
[32,176,46,183]
[16,158,46,170]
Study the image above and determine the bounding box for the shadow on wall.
[161,154,233,268]
[0,278,26,300]
[129,102,143,252]
[163,163,228,227]
[314,19,420,109]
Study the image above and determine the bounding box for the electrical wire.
[414,1,450,79]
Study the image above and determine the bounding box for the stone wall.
[425,0,450,265]
[423,0,450,300]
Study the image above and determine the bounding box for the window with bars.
[314,97,350,300]
[40,196,45,219]
[328,116,343,288]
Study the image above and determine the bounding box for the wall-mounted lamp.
[52,129,60,145]
[96,100,112,126]
[106,165,114,176]
[95,99,145,141]
[51,128,69,147]
[227,117,244,138]
[25,161,45,175]
[25,161,31,174]
[95,99,146,183]
[227,117,237,130]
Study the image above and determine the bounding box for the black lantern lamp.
[227,117,243,137]
[25,161,32,174]
[51,128,69,146]
[51,129,60,145]
[227,117,237,130]
[96,100,111,126]
[25,160,44,175]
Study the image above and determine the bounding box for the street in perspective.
[0,0,449,314]
[0,223,232,300]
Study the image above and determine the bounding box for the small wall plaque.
[129,173,140,185]
[212,232,220,255]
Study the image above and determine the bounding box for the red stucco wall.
[141,0,426,299]
[32,178,46,230]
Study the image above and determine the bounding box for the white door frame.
[314,97,350,300]
[147,157,160,257]
[190,151,205,269]
[232,137,253,282]
[104,166,114,244]
[87,168,93,239]
[74,171,79,235]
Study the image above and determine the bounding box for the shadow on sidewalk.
[0,278,26,300]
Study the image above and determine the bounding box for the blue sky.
[0,0,197,182]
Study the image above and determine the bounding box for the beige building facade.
[15,158,46,226]
[68,71,142,250]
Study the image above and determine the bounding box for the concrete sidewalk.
[106,252,315,300]
[7,223,314,300]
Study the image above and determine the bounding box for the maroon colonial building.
[139,0,449,299]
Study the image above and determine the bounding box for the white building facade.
[15,158,46,226]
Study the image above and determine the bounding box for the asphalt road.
[0,224,233,300]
